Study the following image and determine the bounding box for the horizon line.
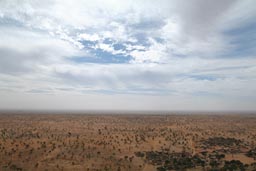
[0,109,256,115]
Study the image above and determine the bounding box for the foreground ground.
[0,112,256,171]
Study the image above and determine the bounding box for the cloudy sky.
[0,0,256,111]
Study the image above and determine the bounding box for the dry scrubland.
[0,113,256,171]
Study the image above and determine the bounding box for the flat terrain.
[0,113,256,171]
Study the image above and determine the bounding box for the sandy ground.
[0,113,255,171]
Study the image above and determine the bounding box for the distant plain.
[0,112,256,171]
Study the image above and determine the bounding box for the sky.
[0,0,256,111]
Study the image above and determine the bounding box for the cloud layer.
[0,0,256,111]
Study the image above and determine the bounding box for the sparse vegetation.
[0,113,255,171]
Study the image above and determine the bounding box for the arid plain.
[0,113,256,171]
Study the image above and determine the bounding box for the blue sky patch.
[79,40,98,48]
[113,43,126,51]
[223,22,256,57]
[69,49,132,64]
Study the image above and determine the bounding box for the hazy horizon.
[0,0,256,111]
[1,109,256,115]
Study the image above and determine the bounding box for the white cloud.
[0,0,256,110]
[129,38,168,63]
[78,33,101,42]
[0,26,85,74]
